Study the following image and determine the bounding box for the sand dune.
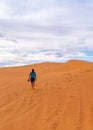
[0,60,93,130]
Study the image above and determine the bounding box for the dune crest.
[0,60,93,130]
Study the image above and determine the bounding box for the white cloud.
[0,0,93,66]
[0,1,10,19]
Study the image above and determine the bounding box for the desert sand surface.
[0,60,93,130]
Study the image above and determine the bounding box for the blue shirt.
[29,72,36,78]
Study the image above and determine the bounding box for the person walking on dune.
[28,69,36,89]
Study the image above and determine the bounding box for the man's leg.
[32,82,35,89]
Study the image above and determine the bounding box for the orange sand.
[0,60,93,130]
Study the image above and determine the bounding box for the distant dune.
[0,60,93,130]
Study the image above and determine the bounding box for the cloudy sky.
[0,0,93,66]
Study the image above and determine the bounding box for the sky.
[0,0,93,66]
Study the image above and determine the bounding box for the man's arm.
[28,73,31,81]
[35,73,37,80]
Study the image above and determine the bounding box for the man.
[28,69,36,89]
